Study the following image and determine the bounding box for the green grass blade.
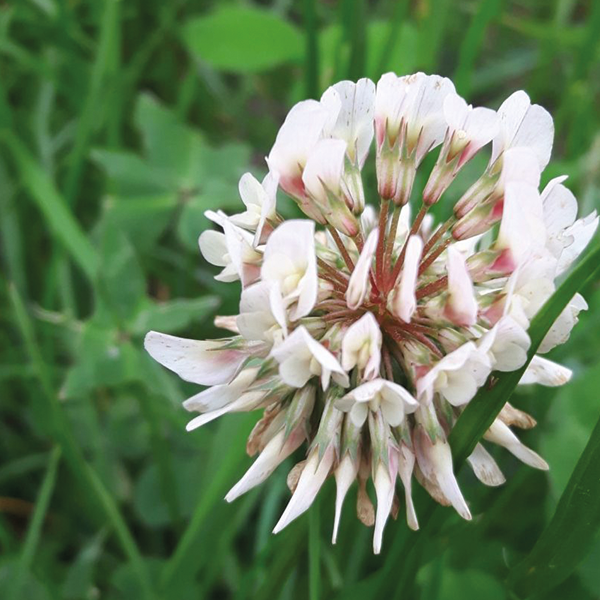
[507,411,600,597]
[64,0,121,204]
[303,0,320,98]
[309,496,321,600]
[160,414,256,591]
[340,0,367,80]
[449,238,600,465]
[8,284,155,600]
[375,0,408,77]
[453,0,503,95]
[1,131,99,282]
[7,446,61,600]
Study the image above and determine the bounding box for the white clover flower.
[145,72,596,553]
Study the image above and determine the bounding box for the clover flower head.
[145,72,598,553]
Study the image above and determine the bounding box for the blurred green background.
[1,0,600,598]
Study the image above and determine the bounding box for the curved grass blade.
[1,132,99,281]
[507,410,600,597]
[449,238,600,465]
[7,446,61,600]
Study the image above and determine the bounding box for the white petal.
[375,72,409,145]
[391,235,423,322]
[397,446,418,530]
[198,230,228,267]
[557,212,599,275]
[225,428,305,502]
[491,90,554,169]
[262,220,318,320]
[144,331,246,386]
[186,391,265,430]
[484,420,549,470]
[349,402,369,428]
[520,355,572,387]
[341,311,382,374]
[446,245,477,326]
[467,443,506,486]
[404,73,456,162]
[538,293,587,353]
[332,454,358,543]
[183,368,257,412]
[302,138,347,203]
[500,147,541,188]
[541,177,577,236]
[273,447,335,534]
[322,78,376,166]
[373,456,397,554]
[498,182,546,267]
[346,227,378,310]
[254,170,279,246]
[415,430,471,520]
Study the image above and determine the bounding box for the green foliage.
[182,7,304,73]
[1,0,600,599]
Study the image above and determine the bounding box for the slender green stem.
[309,498,321,600]
[304,0,320,98]
[7,446,62,600]
[8,284,155,600]
[64,0,121,205]
[376,0,408,75]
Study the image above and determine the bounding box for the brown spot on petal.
[246,403,282,457]
[287,460,307,493]
[499,403,537,430]
[356,473,375,527]
[391,493,400,520]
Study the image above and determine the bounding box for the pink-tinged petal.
[332,453,358,543]
[346,227,379,309]
[267,100,334,197]
[484,420,549,470]
[497,182,546,268]
[443,94,498,162]
[302,138,348,204]
[322,78,376,166]
[392,235,423,322]
[375,72,408,146]
[467,443,506,486]
[520,355,572,387]
[445,245,478,326]
[273,446,335,534]
[144,331,246,386]
[225,427,306,502]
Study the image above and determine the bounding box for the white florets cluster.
[145,73,598,553]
